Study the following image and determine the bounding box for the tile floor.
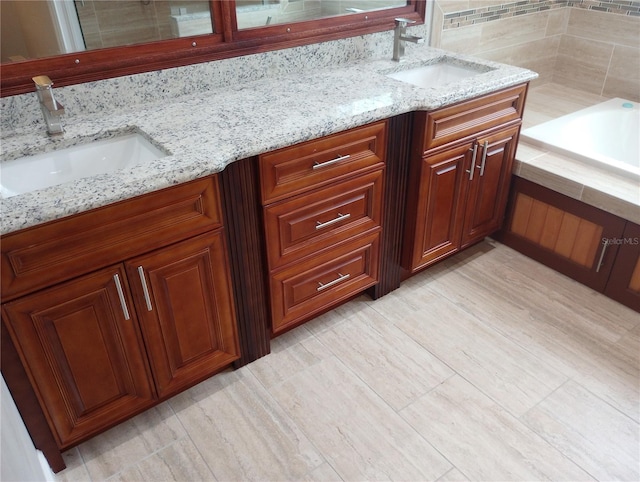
[53,239,639,482]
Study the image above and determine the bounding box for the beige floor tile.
[373,274,567,417]
[168,367,324,481]
[430,242,640,421]
[248,329,331,390]
[459,241,639,338]
[269,357,452,481]
[436,467,470,482]
[316,305,454,411]
[301,462,343,481]
[303,294,373,336]
[106,437,215,482]
[401,375,594,481]
[54,448,91,482]
[523,380,640,481]
[76,402,186,481]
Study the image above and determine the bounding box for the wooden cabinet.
[461,125,520,248]
[260,121,386,334]
[498,177,638,312]
[604,222,640,311]
[125,232,239,398]
[1,176,240,455]
[404,85,527,273]
[2,265,155,448]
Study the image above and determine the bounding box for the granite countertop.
[0,47,536,235]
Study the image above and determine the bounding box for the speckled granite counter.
[0,47,535,235]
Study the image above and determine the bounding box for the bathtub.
[520,98,640,180]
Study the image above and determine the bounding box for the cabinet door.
[498,177,627,292]
[405,142,474,272]
[127,231,240,398]
[1,266,155,448]
[604,222,640,311]
[461,125,519,248]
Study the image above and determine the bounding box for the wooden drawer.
[260,121,387,204]
[418,84,527,153]
[270,232,380,334]
[264,170,383,269]
[1,176,222,301]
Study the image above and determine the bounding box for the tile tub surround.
[0,46,535,235]
[433,1,640,99]
[516,83,640,224]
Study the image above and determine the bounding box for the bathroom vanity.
[0,48,536,472]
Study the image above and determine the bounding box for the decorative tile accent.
[443,0,640,29]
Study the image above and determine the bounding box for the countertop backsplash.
[1,27,428,134]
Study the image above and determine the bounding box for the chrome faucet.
[32,75,65,136]
[392,18,424,61]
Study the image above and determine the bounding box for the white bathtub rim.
[521,97,640,181]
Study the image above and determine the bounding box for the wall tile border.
[443,0,640,29]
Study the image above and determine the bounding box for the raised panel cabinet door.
[126,231,240,399]
[461,125,520,248]
[604,222,640,311]
[405,141,474,272]
[1,265,155,448]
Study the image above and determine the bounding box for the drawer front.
[260,121,387,204]
[270,232,379,334]
[264,170,383,269]
[1,176,222,301]
[420,84,527,152]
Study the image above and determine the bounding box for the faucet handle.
[33,75,54,89]
[394,18,416,27]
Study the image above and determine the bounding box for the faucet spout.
[392,17,423,61]
[33,75,65,136]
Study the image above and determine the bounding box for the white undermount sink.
[387,60,488,88]
[0,132,168,198]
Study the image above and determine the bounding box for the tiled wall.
[432,0,640,100]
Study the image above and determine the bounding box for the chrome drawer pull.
[477,140,489,176]
[596,239,610,273]
[137,266,153,311]
[316,212,351,230]
[113,274,130,320]
[317,272,350,292]
[313,154,351,170]
[465,143,478,181]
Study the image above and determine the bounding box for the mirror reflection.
[1,1,409,64]
[0,0,213,63]
[236,0,407,29]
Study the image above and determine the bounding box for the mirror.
[235,0,406,29]
[1,0,214,62]
[1,0,423,97]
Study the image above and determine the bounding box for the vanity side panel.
[219,157,271,366]
[1,320,66,472]
[368,112,413,298]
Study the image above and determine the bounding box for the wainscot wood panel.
[496,177,627,293]
[604,221,640,311]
